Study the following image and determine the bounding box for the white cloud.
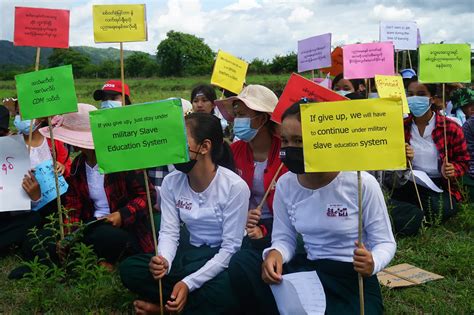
[288,7,314,23]
[225,0,261,11]
[370,4,415,21]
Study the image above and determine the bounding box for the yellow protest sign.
[301,98,405,172]
[375,75,409,114]
[93,4,147,43]
[210,50,248,94]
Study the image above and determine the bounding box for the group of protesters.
[0,66,473,314]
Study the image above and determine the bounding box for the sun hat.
[215,84,278,122]
[39,103,97,149]
[451,88,474,110]
[93,80,130,101]
[400,68,417,79]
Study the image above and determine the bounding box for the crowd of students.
[0,68,472,314]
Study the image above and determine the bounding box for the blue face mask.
[14,115,38,135]
[336,90,351,96]
[407,96,431,117]
[101,100,122,109]
[368,92,379,99]
[233,117,259,142]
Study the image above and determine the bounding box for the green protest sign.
[418,44,471,83]
[15,65,78,120]
[89,98,189,174]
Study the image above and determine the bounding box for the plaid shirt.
[64,154,156,253]
[147,166,171,187]
[404,112,469,201]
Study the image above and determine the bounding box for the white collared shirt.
[85,163,110,218]
[411,114,441,177]
[30,137,52,169]
[249,159,272,219]
[263,171,396,275]
[158,166,250,292]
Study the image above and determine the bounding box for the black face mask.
[174,145,201,174]
[280,147,305,174]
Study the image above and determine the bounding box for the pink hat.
[39,103,97,149]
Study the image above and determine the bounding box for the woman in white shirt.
[231,101,396,315]
[120,113,250,314]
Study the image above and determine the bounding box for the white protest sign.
[380,21,418,51]
[0,135,31,212]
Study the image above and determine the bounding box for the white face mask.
[368,92,379,99]
[101,100,122,109]
[336,90,351,96]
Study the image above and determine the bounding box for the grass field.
[0,74,473,314]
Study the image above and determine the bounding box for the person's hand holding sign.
[441,159,456,180]
[149,255,169,280]
[247,208,262,227]
[22,170,41,201]
[353,241,374,277]
[55,162,66,176]
[405,143,414,162]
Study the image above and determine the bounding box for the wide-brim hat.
[215,84,278,122]
[39,103,97,149]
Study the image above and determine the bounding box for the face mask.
[101,100,122,109]
[407,96,431,117]
[336,90,351,96]
[368,92,379,99]
[280,147,305,174]
[174,146,201,174]
[14,115,38,135]
[233,117,259,142]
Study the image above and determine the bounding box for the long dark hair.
[185,113,235,172]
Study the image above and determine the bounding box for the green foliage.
[48,48,92,78]
[125,52,158,78]
[249,58,271,74]
[156,31,215,77]
[269,52,297,74]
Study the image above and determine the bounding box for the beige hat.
[40,103,97,149]
[215,84,278,121]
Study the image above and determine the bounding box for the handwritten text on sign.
[379,21,418,51]
[301,98,405,172]
[93,4,147,43]
[297,33,332,72]
[0,136,30,212]
[14,7,70,48]
[15,65,78,120]
[32,159,68,211]
[90,99,189,174]
[418,44,471,83]
[343,42,395,79]
[375,75,409,114]
[210,50,248,95]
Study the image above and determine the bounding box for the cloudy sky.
[1,0,473,61]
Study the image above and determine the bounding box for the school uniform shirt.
[30,137,52,169]
[410,113,440,177]
[158,166,250,292]
[85,163,111,218]
[263,171,396,276]
[404,113,469,201]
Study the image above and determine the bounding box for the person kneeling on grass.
[10,103,156,279]
[119,113,250,314]
[229,101,396,315]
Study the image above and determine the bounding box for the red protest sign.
[321,47,343,77]
[272,73,348,124]
[14,7,70,48]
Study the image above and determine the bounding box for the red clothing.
[231,136,288,235]
[64,154,156,253]
[404,113,469,201]
[46,138,72,178]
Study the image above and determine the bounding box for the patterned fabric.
[147,166,171,187]
[451,88,474,110]
[64,154,156,253]
[404,112,469,201]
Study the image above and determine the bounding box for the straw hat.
[215,84,278,121]
[39,103,97,149]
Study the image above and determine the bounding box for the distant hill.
[0,40,153,67]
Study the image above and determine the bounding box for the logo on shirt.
[176,197,193,211]
[326,203,348,217]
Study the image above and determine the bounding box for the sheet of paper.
[378,263,444,288]
[32,159,69,211]
[408,170,443,193]
[270,271,326,315]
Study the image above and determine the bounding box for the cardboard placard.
[93,4,147,43]
[301,98,405,172]
[272,73,348,124]
[14,7,70,48]
[418,44,471,83]
[210,50,248,95]
[0,136,31,212]
[15,65,78,120]
[32,159,68,211]
[343,42,395,79]
[297,33,332,72]
[375,75,409,114]
[379,21,418,51]
[90,99,189,174]
[321,47,343,77]
[377,263,444,288]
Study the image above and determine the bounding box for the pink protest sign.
[343,42,395,79]
[14,7,70,48]
[297,33,332,73]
